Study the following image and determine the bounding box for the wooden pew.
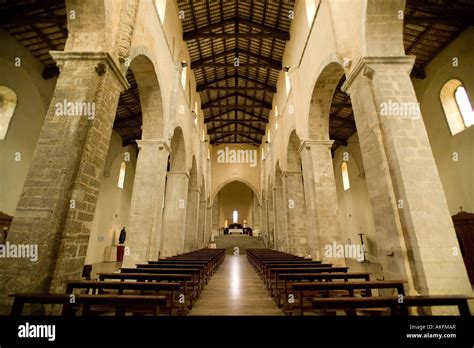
[307,295,472,316]
[65,280,185,315]
[274,272,371,307]
[10,293,168,316]
[135,263,208,284]
[98,273,197,308]
[285,280,406,315]
[267,267,350,296]
[120,267,203,292]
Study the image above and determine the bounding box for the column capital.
[342,56,416,93]
[50,51,130,91]
[167,171,190,179]
[298,140,334,154]
[281,170,302,177]
[136,139,171,152]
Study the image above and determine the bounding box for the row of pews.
[11,248,225,316]
[247,248,472,316]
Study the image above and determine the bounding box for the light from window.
[233,210,238,224]
[440,79,473,135]
[268,129,271,143]
[275,105,278,118]
[118,162,126,189]
[455,86,474,127]
[285,71,291,96]
[305,0,317,26]
[342,162,350,191]
[155,0,166,23]
[181,61,187,90]
[0,85,17,140]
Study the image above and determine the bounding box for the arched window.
[232,210,238,224]
[118,162,126,189]
[440,79,474,135]
[341,162,350,191]
[0,85,17,140]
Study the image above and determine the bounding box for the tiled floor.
[189,255,282,316]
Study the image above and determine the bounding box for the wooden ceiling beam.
[191,48,282,70]
[330,114,356,128]
[197,75,276,93]
[203,104,270,109]
[202,92,271,110]
[183,16,290,41]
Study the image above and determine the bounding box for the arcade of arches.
[0,0,473,316]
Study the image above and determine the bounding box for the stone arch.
[129,54,165,140]
[212,178,261,206]
[308,59,346,141]
[286,130,302,171]
[169,126,186,172]
[362,0,405,56]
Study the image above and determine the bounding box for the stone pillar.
[184,188,199,252]
[197,198,207,248]
[281,171,308,256]
[260,193,268,239]
[160,172,189,257]
[0,52,129,313]
[252,195,261,237]
[300,140,345,264]
[266,187,275,248]
[212,197,219,236]
[342,56,471,297]
[123,140,169,267]
[273,185,287,252]
[206,203,213,244]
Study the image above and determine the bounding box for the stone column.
[281,171,308,256]
[197,198,207,248]
[122,140,169,267]
[252,195,261,238]
[0,52,129,313]
[300,140,345,264]
[342,56,471,297]
[212,196,219,236]
[266,187,275,248]
[273,185,287,252]
[260,193,268,239]
[184,188,199,252]
[160,172,189,257]
[206,204,213,244]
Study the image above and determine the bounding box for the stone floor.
[189,255,282,315]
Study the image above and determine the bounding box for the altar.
[228,228,244,234]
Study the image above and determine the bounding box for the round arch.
[212,178,261,205]
[169,126,186,172]
[129,54,165,140]
[307,59,346,141]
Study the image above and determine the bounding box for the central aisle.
[189,255,282,315]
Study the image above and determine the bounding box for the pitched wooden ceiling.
[178,0,294,145]
[1,0,472,149]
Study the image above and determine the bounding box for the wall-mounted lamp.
[181,61,187,68]
[283,66,290,72]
